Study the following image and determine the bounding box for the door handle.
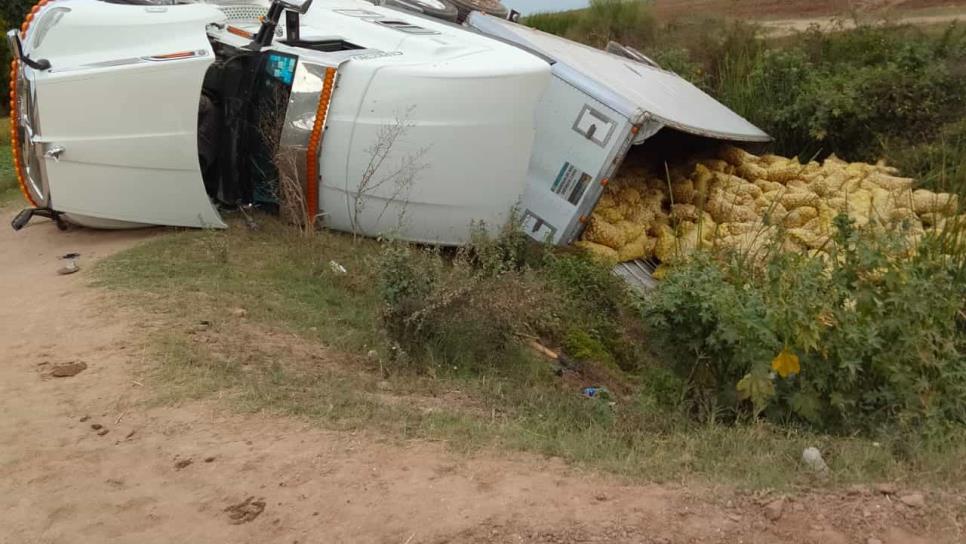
[44,145,65,161]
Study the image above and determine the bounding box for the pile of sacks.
[576,146,961,266]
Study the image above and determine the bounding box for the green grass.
[93,217,966,491]
[1,117,22,206]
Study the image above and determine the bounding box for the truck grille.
[218,5,269,23]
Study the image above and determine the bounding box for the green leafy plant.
[640,216,966,433]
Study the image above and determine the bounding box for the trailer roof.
[467,13,771,143]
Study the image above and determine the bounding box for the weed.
[639,216,966,433]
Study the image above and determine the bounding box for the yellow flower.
[771,348,801,378]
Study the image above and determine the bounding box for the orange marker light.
[9,0,57,207]
[227,25,254,39]
[304,67,337,222]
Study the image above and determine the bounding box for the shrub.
[639,216,966,433]
[376,240,555,372]
[376,226,644,373]
[1,2,34,115]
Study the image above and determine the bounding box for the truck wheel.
[381,0,460,22]
[447,0,509,22]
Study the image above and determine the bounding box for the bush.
[376,224,645,373]
[639,216,966,433]
[376,239,556,372]
[727,27,966,162]
[1,2,34,115]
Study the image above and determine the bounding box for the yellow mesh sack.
[755,180,784,194]
[719,145,757,166]
[618,232,654,262]
[583,215,624,249]
[766,164,801,183]
[617,185,642,206]
[699,159,730,173]
[890,207,915,223]
[597,192,617,209]
[671,179,695,204]
[671,203,700,223]
[574,241,619,264]
[912,190,958,215]
[781,191,820,209]
[596,206,623,223]
[625,206,655,226]
[869,173,914,192]
[653,224,678,262]
[783,206,819,229]
[617,220,645,243]
[736,162,768,181]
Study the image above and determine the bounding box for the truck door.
[10,2,226,228]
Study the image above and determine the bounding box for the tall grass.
[526,0,657,48]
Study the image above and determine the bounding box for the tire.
[381,0,460,22]
[447,0,509,22]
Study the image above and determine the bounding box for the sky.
[501,0,590,15]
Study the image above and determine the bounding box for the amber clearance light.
[304,67,336,222]
[9,0,52,207]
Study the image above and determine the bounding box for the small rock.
[867,538,883,544]
[97,429,109,436]
[366,349,379,360]
[79,415,90,422]
[125,430,136,439]
[802,447,830,477]
[847,484,869,496]
[91,423,103,430]
[174,458,193,470]
[875,483,898,495]
[764,498,785,522]
[50,361,87,378]
[727,513,742,523]
[376,380,391,391]
[57,261,80,275]
[231,308,248,318]
[205,456,216,463]
[594,493,608,502]
[899,493,925,508]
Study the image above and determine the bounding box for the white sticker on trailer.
[572,105,616,147]
[551,161,592,205]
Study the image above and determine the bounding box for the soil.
[651,0,966,21]
[0,209,963,543]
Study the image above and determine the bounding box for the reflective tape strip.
[305,67,337,222]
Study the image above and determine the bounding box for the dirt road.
[0,209,960,543]
[761,13,964,36]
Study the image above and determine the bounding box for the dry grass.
[93,216,966,491]
[650,0,966,21]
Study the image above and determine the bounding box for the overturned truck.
[7,0,769,258]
